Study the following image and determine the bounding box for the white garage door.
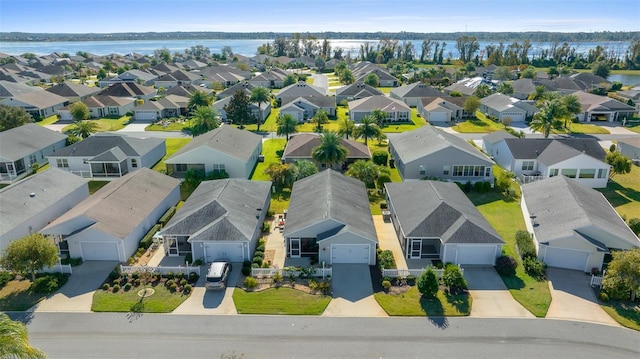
[456,245,497,265]
[81,242,119,261]
[503,113,525,122]
[204,242,244,263]
[544,247,589,271]
[331,244,370,264]
[428,111,448,122]
[135,111,157,121]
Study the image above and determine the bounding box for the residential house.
[47,133,165,179]
[133,95,188,121]
[572,91,636,122]
[276,81,326,102]
[98,82,156,101]
[335,82,383,104]
[511,78,537,100]
[213,96,270,123]
[351,62,399,87]
[1,91,68,118]
[479,93,537,122]
[158,179,271,262]
[0,80,41,99]
[0,124,67,182]
[617,137,640,161]
[444,77,496,97]
[98,69,158,87]
[418,96,466,123]
[154,70,202,89]
[45,82,101,102]
[483,136,610,188]
[521,175,640,272]
[248,68,288,89]
[390,82,442,107]
[41,169,180,261]
[216,81,256,99]
[389,125,494,182]
[348,95,411,123]
[283,170,378,265]
[616,89,640,111]
[164,126,262,179]
[58,95,135,120]
[282,133,371,170]
[385,181,504,266]
[0,168,89,253]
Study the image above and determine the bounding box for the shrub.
[183,284,193,294]
[261,262,270,268]
[179,279,188,286]
[473,181,485,193]
[0,271,14,289]
[175,272,184,280]
[244,276,258,289]
[165,279,175,288]
[495,255,518,276]
[378,250,396,270]
[254,250,264,258]
[482,181,492,193]
[102,283,110,291]
[598,291,609,302]
[628,218,640,236]
[165,272,175,279]
[308,279,319,291]
[379,201,388,210]
[253,256,264,265]
[523,257,546,279]
[184,253,193,264]
[602,274,631,301]
[272,272,283,285]
[158,206,177,226]
[241,266,251,276]
[515,230,536,259]
[139,224,161,250]
[251,263,259,268]
[609,144,616,152]
[372,150,389,166]
[123,283,132,291]
[243,260,252,268]
[463,181,472,193]
[193,259,203,266]
[442,264,467,294]
[261,222,271,233]
[317,281,330,294]
[107,270,120,281]
[112,284,120,293]
[417,268,439,298]
[169,283,178,292]
[406,275,416,286]
[189,272,199,283]
[382,280,391,290]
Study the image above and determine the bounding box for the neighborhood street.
[11,312,639,358]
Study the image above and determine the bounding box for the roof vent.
[29,192,36,198]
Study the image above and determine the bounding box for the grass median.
[233,288,331,315]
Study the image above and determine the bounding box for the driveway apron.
[322,264,387,317]
[464,267,534,318]
[546,268,619,326]
[35,261,117,312]
[172,264,239,315]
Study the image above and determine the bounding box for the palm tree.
[0,314,47,359]
[528,85,547,101]
[65,120,99,139]
[311,131,348,169]
[345,160,380,188]
[187,89,212,110]
[276,113,298,142]
[337,117,355,139]
[291,160,318,181]
[311,109,329,133]
[370,109,387,128]
[190,105,219,136]
[354,115,382,145]
[561,94,582,130]
[530,98,565,138]
[250,86,271,132]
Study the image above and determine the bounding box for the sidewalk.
[373,215,407,270]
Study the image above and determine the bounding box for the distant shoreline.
[1,31,637,43]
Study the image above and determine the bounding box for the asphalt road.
[14,312,640,358]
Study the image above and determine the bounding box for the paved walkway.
[264,215,287,268]
[464,267,534,318]
[546,268,619,326]
[373,215,407,270]
[322,264,387,317]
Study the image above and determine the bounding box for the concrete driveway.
[172,264,239,315]
[322,264,387,317]
[464,267,534,318]
[35,261,117,312]
[546,268,619,326]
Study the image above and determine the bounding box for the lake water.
[609,73,640,86]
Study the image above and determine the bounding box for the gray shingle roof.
[48,134,163,158]
[283,133,370,160]
[348,95,410,112]
[481,93,526,112]
[503,138,606,162]
[160,179,271,242]
[45,82,100,98]
[0,124,67,161]
[335,82,383,97]
[391,82,442,98]
[283,170,377,242]
[166,126,261,163]
[385,181,503,244]
[482,130,516,145]
[277,81,325,98]
[521,176,639,249]
[0,168,88,239]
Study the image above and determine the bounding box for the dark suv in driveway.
[205,260,232,290]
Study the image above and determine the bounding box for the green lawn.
[61,116,131,132]
[88,181,109,194]
[597,165,640,220]
[453,112,503,133]
[152,138,192,173]
[250,138,290,213]
[92,284,190,313]
[37,115,60,126]
[242,108,279,132]
[146,119,192,132]
[552,123,610,135]
[628,125,640,134]
[374,287,471,316]
[232,287,331,315]
[375,87,393,94]
[0,280,47,311]
[600,301,640,331]
[381,109,427,133]
[467,169,552,317]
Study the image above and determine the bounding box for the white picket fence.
[382,266,464,279]
[252,267,332,278]
[590,270,606,288]
[0,263,72,274]
[120,264,201,276]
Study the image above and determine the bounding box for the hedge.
[515,230,536,259]
[158,206,177,226]
[139,223,162,250]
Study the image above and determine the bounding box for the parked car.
[205,260,232,290]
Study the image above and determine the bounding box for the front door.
[167,237,179,256]
[290,238,301,258]
[410,239,422,259]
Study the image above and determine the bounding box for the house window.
[131,159,138,168]
[56,158,68,168]
[549,168,559,177]
[579,169,595,178]
[175,164,188,172]
[485,167,491,177]
[443,165,450,175]
[522,161,534,171]
[212,164,225,171]
[29,154,37,166]
[597,168,607,178]
[419,165,426,175]
[452,165,485,177]
[561,168,577,178]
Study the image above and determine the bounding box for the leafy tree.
[442,264,467,294]
[311,109,329,133]
[417,267,439,298]
[0,105,33,132]
[591,61,610,79]
[364,73,379,87]
[605,152,632,178]
[474,83,492,98]
[187,89,212,110]
[276,113,298,141]
[250,86,271,132]
[339,68,355,85]
[69,101,90,122]
[190,106,219,136]
[456,36,480,63]
[530,98,564,138]
[0,314,46,359]
[354,115,381,145]
[224,90,253,129]
[371,150,389,166]
[520,66,537,79]
[0,233,59,281]
[65,120,99,139]
[337,118,355,139]
[602,248,640,301]
[497,82,513,95]
[493,66,512,81]
[370,109,387,128]
[283,74,298,87]
[183,168,205,190]
[346,160,381,188]
[264,163,292,189]
[311,131,348,169]
[463,96,481,118]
